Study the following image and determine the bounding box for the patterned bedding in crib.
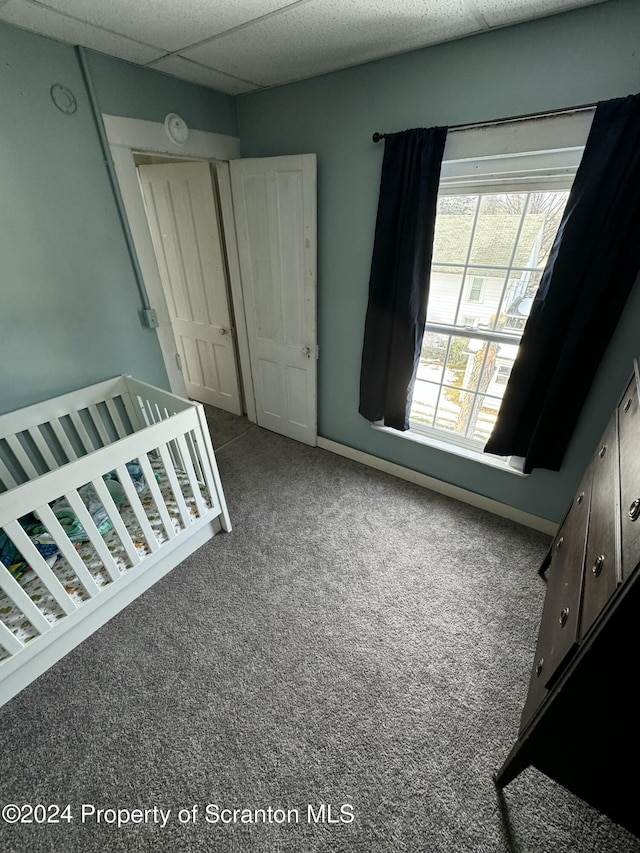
[0,457,210,660]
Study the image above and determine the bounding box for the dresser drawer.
[618,372,640,581]
[580,417,620,639]
[520,469,592,731]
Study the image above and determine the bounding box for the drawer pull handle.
[592,555,605,576]
[577,492,584,505]
[629,499,640,521]
[559,607,570,627]
[624,397,632,413]
[598,444,607,459]
[535,658,544,677]
[556,536,564,550]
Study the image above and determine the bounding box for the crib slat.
[3,520,76,616]
[0,618,23,656]
[28,427,59,472]
[136,454,176,541]
[162,409,182,472]
[136,396,152,428]
[157,444,191,529]
[176,434,206,517]
[34,504,100,598]
[105,397,128,439]
[154,402,171,423]
[0,559,52,635]
[69,411,98,454]
[0,457,17,490]
[120,392,145,432]
[114,464,160,553]
[4,435,39,482]
[166,437,183,473]
[50,418,78,463]
[91,477,141,567]
[195,406,231,531]
[144,399,158,426]
[191,428,222,515]
[63,491,121,583]
[185,430,205,485]
[87,404,112,447]
[188,431,211,498]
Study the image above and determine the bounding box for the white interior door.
[138,162,242,414]
[229,154,317,446]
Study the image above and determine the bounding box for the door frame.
[103,114,256,422]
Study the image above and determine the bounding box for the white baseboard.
[317,437,557,535]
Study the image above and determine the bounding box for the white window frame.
[373,108,595,473]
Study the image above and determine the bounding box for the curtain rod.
[372,101,598,143]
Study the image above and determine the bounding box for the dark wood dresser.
[495,359,640,837]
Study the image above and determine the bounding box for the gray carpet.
[203,403,254,450]
[1,425,638,853]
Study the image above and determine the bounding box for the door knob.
[219,327,229,336]
[302,346,311,358]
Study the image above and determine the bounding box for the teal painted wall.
[0,22,237,415]
[86,52,237,136]
[236,0,640,523]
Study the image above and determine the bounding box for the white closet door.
[138,162,242,414]
[229,154,317,446]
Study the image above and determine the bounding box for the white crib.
[0,375,231,707]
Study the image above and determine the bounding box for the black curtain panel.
[359,126,448,430]
[485,93,640,473]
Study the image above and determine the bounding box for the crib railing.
[0,376,230,668]
[0,376,203,492]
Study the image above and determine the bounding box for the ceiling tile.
[33,0,304,52]
[149,55,259,95]
[473,0,608,27]
[182,0,484,87]
[0,0,164,62]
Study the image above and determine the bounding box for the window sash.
[424,323,520,346]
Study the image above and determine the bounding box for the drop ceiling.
[0,0,611,95]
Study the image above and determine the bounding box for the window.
[408,110,593,453]
[495,364,511,386]
[468,277,484,302]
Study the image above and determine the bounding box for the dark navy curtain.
[485,93,640,473]
[359,126,448,430]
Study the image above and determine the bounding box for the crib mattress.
[0,458,210,660]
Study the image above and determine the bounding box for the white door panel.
[230,154,317,445]
[138,162,242,414]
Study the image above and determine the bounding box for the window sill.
[371,423,529,477]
